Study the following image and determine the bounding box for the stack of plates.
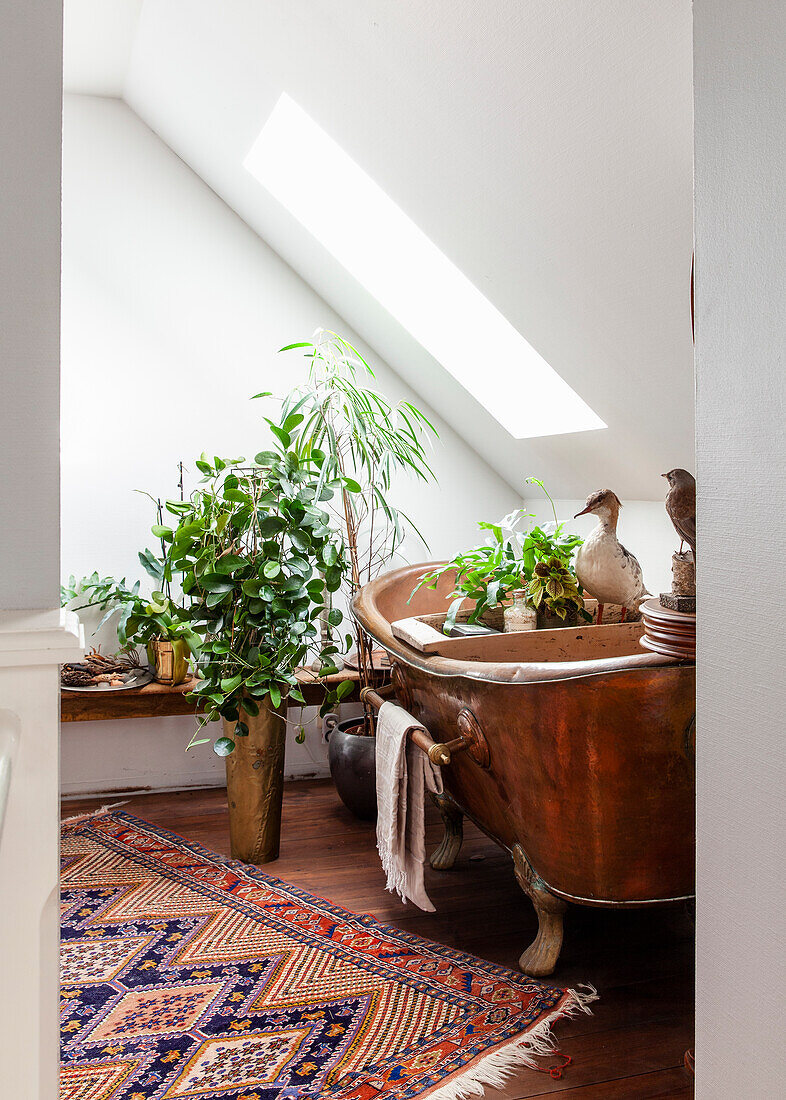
[640,598,696,660]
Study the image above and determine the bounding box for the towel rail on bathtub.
[359,685,485,767]
[359,684,395,710]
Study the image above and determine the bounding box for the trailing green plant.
[161,423,350,756]
[412,477,588,632]
[274,330,438,734]
[412,522,525,632]
[527,557,585,621]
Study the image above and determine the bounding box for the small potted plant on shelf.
[61,571,200,684]
[276,330,438,819]
[162,418,349,863]
[63,478,203,684]
[413,477,589,631]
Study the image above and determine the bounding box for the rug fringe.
[422,984,598,1100]
[61,800,130,825]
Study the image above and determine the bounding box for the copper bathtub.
[353,563,695,976]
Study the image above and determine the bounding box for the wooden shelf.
[61,667,387,724]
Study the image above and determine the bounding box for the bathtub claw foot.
[429,792,464,870]
[512,844,567,977]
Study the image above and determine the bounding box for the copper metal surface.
[354,564,696,908]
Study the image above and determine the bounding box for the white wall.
[60,704,344,798]
[0,3,63,608]
[0,3,72,1098]
[61,95,516,585]
[694,3,786,1094]
[117,0,695,501]
[60,94,518,795]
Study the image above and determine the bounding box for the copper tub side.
[353,563,696,976]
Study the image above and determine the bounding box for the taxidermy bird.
[662,469,696,561]
[574,490,649,623]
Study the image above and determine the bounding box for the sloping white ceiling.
[64,0,694,500]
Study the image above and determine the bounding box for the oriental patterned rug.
[60,811,593,1100]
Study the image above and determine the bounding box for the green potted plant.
[527,556,585,626]
[162,420,348,862]
[277,330,438,819]
[413,478,589,631]
[61,572,200,683]
[62,479,205,683]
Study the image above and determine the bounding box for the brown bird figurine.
[574,489,650,624]
[662,469,696,561]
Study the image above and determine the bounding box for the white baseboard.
[60,710,334,799]
[61,764,331,800]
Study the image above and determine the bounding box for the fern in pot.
[277,330,438,818]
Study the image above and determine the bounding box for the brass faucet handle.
[427,742,452,767]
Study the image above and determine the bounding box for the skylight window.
[244,94,605,439]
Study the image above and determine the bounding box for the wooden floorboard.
[62,780,694,1099]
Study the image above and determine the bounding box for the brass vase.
[224,696,288,863]
[150,637,190,685]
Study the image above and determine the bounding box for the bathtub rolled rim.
[353,563,692,688]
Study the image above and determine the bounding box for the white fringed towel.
[375,700,443,912]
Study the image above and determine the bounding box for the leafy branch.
[162,423,350,755]
[274,330,438,733]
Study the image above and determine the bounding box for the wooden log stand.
[659,550,696,614]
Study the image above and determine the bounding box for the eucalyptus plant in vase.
[162,427,348,862]
[275,331,438,816]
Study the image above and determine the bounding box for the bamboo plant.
[272,330,438,734]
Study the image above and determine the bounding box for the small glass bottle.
[504,589,537,632]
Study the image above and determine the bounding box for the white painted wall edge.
[0,0,65,1094]
[0,609,84,665]
[60,703,365,801]
[0,1,62,609]
[694,0,786,1093]
[0,613,82,1099]
[60,714,331,799]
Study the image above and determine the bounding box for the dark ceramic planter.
[326,717,377,821]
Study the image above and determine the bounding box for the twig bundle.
[61,647,141,688]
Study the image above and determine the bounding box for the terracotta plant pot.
[224,696,288,863]
[326,717,377,821]
[149,637,190,685]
